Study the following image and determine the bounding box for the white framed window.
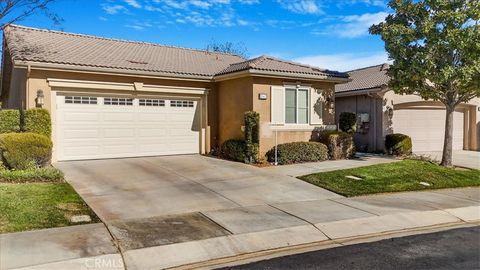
[65,96,97,104]
[170,100,194,108]
[104,97,133,106]
[139,99,165,107]
[285,87,309,124]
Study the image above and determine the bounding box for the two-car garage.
[392,108,465,152]
[55,94,201,161]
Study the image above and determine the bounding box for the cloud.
[124,0,141,8]
[102,4,128,14]
[238,0,259,4]
[124,21,153,31]
[339,0,385,7]
[294,51,390,72]
[313,12,388,38]
[276,0,323,15]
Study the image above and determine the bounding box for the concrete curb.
[123,206,479,270]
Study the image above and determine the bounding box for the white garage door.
[55,95,200,161]
[393,108,464,152]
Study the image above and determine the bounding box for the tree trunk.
[440,106,454,167]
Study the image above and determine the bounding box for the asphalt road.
[220,226,480,270]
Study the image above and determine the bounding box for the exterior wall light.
[35,89,45,107]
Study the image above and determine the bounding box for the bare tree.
[0,0,62,29]
[206,39,248,58]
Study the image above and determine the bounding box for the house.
[1,25,349,161]
[335,64,479,153]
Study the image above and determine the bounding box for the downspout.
[25,64,31,109]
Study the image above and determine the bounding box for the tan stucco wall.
[252,77,337,155]
[216,76,253,144]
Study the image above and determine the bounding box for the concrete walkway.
[2,155,478,270]
[415,150,480,169]
[262,153,398,177]
[2,187,478,270]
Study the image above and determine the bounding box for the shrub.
[0,110,20,134]
[24,109,52,138]
[266,142,328,165]
[0,132,53,170]
[220,139,247,162]
[385,133,412,156]
[339,112,357,134]
[318,131,355,160]
[244,111,260,163]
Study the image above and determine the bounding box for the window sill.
[269,124,336,131]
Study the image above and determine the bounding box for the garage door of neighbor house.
[393,108,464,152]
[55,94,200,161]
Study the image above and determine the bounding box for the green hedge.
[0,110,20,133]
[318,131,355,160]
[339,112,356,134]
[0,132,53,170]
[244,111,260,163]
[385,133,412,156]
[220,139,247,162]
[24,109,52,138]
[266,142,328,165]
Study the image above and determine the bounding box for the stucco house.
[335,64,479,153]
[1,25,349,161]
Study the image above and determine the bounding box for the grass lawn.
[0,183,100,233]
[299,159,480,197]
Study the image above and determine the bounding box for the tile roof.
[335,63,390,93]
[3,25,244,79]
[3,25,347,80]
[218,55,349,78]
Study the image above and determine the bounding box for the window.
[285,88,309,124]
[139,99,165,107]
[65,96,97,104]
[104,97,133,106]
[170,100,194,107]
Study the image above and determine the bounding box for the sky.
[15,0,392,72]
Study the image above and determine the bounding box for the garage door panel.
[393,108,464,152]
[56,95,200,161]
[64,112,100,121]
[64,129,100,139]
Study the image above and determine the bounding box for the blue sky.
[17,0,392,71]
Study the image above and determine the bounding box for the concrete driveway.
[56,155,340,222]
[415,150,480,169]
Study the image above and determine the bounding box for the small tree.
[0,0,62,28]
[370,0,480,166]
[244,111,259,163]
[206,39,248,58]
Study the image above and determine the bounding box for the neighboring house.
[335,64,479,153]
[1,25,349,161]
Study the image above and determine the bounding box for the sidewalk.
[262,153,398,177]
[2,187,478,270]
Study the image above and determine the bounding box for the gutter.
[13,61,214,82]
[335,86,387,98]
[14,60,351,84]
[214,69,351,83]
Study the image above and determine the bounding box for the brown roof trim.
[14,61,213,82]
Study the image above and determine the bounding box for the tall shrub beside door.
[244,111,260,164]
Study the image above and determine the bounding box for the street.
[221,226,480,270]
